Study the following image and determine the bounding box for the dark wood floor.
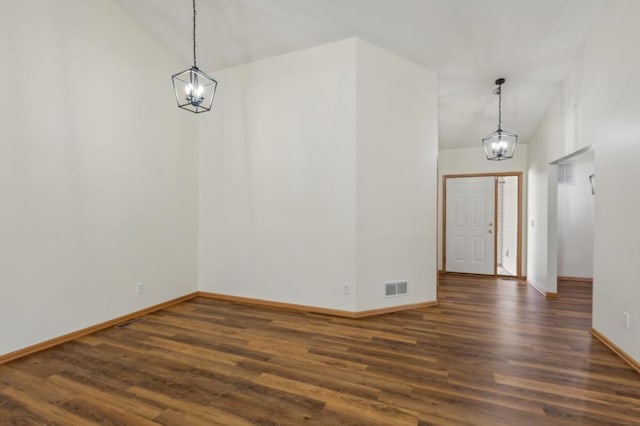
[1,276,639,425]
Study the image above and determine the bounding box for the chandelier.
[481,78,517,160]
[171,0,217,113]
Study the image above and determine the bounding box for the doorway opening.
[553,147,594,297]
[497,176,518,276]
[443,172,522,278]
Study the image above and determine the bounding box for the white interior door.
[445,176,495,274]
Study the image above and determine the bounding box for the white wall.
[557,150,594,278]
[527,0,640,363]
[199,39,439,312]
[0,0,199,356]
[355,40,438,311]
[527,96,565,294]
[437,146,528,274]
[199,39,358,311]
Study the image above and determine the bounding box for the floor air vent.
[385,281,408,297]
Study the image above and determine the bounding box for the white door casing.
[445,177,495,274]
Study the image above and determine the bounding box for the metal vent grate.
[558,162,575,185]
[385,281,408,297]
[385,283,397,296]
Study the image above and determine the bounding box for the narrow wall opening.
[497,176,518,276]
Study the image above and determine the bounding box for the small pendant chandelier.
[171,0,217,113]
[482,78,517,160]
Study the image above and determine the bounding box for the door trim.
[443,172,523,279]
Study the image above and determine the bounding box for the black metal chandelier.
[482,78,517,160]
[172,0,217,113]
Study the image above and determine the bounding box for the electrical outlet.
[136,282,144,294]
[623,312,630,329]
[343,283,350,295]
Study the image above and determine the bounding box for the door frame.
[443,172,523,278]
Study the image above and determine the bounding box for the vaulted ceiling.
[115,0,606,149]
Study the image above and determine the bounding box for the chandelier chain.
[497,85,502,131]
[192,0,197,67]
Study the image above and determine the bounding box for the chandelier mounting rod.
[192,0,197,67]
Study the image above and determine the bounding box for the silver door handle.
[488,229,493,234]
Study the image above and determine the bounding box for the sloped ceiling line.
[115,0,606,148]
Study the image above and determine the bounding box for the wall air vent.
[385,281,408,297]
[558,162,575,185]
[385,282,397,296]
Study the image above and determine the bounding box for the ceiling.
[115,0,606,149]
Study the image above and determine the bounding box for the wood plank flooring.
[1,276,639,425]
